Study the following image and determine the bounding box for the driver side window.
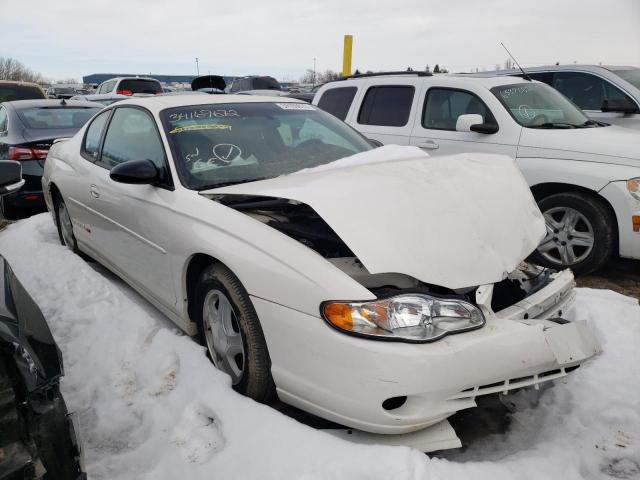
[423,88,496,131]
[99,107,167,172]
[552,72,638,112]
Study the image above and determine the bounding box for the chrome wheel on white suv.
[538,207,595,265]
[532,192,614,275]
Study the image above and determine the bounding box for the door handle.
[418,140,439,150]
[89,184,100,199]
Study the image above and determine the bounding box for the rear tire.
[530,192,614,275]
[195,263,276,403]
[1,197,22,220]
[54,193,79,254]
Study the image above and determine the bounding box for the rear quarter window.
[317,87,357,120]
[357,85,415,127]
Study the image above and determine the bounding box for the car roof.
[0,80,43,87]
[109,93,305,114]
[329,73,531,89]
[101,77,161,83]
[485,64,639,76]
[1,99,104,110]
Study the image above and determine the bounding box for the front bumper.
[253,269,600,439]
[600,180,640,260]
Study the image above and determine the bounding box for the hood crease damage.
[203,150,546,290]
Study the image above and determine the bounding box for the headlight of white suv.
[322,294,485,342]
[627,178,640,201]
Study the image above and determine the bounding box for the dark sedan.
[0,99,102,218]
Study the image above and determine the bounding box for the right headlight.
[321,294,485,343]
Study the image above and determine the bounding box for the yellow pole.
[342,35,353,77]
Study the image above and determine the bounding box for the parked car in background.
[41,95,600,451]
[0,160,85,479]
[228,75,282,93]
[46,86,76,100]
[95,76,162,96]
[315,72,640,274]
[74,88,91,95]
[191,75,227,94]
[0,99,102,218]
[493,65,640,129]
[70,93,129,105]
[0,81,45,103]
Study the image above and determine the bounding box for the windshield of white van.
[611,68,640,90]
[161,102,372,190]
[491,83,596,129]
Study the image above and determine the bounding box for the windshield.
[491,82,592,128]
[53,87,75,94]
[18,107,101,129]
[611,68,640,90]
[0,84,45,102]
[161,102,372,190]
[253,77,281,90]
[119,79,162,94]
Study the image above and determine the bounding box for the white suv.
[94,77,162,96]
[314,73,640,274]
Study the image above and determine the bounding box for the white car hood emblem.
[204,148,546,289]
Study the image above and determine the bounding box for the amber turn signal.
[323,303,353,330]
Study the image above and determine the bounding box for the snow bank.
[0,215,639,480]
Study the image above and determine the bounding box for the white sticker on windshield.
[275,103,316,111]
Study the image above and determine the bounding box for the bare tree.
[0,57,46,83]
[504,58,514,70]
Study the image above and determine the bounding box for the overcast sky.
[4,0,640,82]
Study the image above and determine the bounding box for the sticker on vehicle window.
[169,124,232,134]
[275,103,316,111]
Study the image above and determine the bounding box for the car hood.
[518,125,640,166]
[203,148,545,289]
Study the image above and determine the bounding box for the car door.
[60,108,113,252]
[551,71,640,126]
[409,85,518,157]
[350,82,418,146]
[86,106,177,308]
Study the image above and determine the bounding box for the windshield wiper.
[198,178,267,190]
[580,119,602,128]
[530,122,578,129]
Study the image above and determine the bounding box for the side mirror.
[0,160,25,196]
[601,99,637,114]
[110,159,158,185]
[455,114,499,134]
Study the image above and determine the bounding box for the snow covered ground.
[1,214,639,480]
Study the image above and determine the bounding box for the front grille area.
[448,365,580,400]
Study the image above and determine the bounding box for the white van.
[314,72,640,274]
[493,65,640,129]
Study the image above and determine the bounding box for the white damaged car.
[41,95,601,451]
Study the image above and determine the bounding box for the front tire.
[195,263,276,403]
[531,192,614,275]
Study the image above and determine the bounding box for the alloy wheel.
[202,289,245,385]
[537,206,595,266]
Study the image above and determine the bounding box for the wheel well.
[49,182,61,202]
[185,254,220,324]
[530,182,619,254]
